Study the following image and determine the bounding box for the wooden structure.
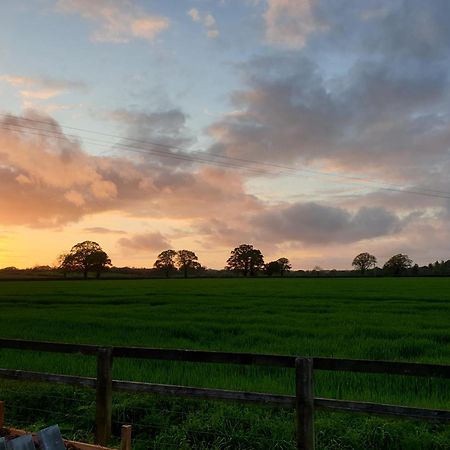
[0,401,131,450]
[0,339,449,450]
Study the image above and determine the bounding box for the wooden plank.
[296,358,315,450]
[113,346,296,368]
[120,425,132,450]
[0,401,4,429]
[315,398,450,421]
[0,369,96,388]
[0,339,99,356]
[64,439,117,450]
[95,348,113,447]
[4,428,116,450]
[112,380,295,407]
[314,357,450,378]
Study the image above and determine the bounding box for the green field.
[0,278,449,449]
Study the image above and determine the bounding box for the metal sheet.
[37,425,65,450]
[6,435,34,450]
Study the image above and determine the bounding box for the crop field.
[0,278,449,449]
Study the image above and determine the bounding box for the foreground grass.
[0,278,449,448]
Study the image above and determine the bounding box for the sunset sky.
[1,0,450,270]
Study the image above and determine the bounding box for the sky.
[1,0,450,270]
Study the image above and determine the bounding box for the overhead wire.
[1,113,450,200]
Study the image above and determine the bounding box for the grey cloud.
[118,232,171,252]
[106,108,195,168]
[252,202,403,244]
[209,0,450,196]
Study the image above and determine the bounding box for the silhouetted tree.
[277,257,291,276]
[154,249,177,278]
[226,244,264,276]
[265,257,291,277]
[175,250,201,278]
[60,241,111,279]
[265,260,281,276]
[352,252,377,274]
[383,253,413,275]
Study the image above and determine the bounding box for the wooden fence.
[0,338,449,450]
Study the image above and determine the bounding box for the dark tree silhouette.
[277,257,291,277]
[265,258,291,277]
[175,250,201,278]
[265,260,281,276]
[60,241,111,279]
[154,249,177,278]
[226,244,264,276]
[383,253,413,275]
[352,252,377,274]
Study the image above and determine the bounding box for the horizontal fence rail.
[0,339,449,450]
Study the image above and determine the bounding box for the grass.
[0,278,449,449]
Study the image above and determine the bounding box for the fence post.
[0,400,4,429]
[95,347,113,446]
[121,425,132,450]
[296,357,315,450]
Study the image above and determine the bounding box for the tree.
[265,260,281,277]
[226,244,264,277]
[59,241,111,279]
[265,258,291,277]
[383,253,413,275]
[277,257,291,277]
[352,252,377,274]
[153,249,177,278]
[175,250,201,278]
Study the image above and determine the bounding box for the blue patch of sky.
[0,0,269,157]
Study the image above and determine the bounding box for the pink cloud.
[56,0,169,43]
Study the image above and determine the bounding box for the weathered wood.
[0,401,4,429]
[2,338,450,378]
[0,339,99,356]
[120,425,132,450]
[314,357,450,378]
[0,368,96,388]
[295,358,314,450]
[296,358,315,450]
[112,380,295,407]
[315,398,450,421]
[5,428,116,450]
[113,346,296,368]
[95,348,113,447]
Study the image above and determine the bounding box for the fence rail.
[0,338,449,450]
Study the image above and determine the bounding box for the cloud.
[104,107,196,168]
[0,74,85,100]
[208,0,450,196]
[187,8,219,39]
[0,111,259,227]
[83,227,126,235]
[118,232,171,253]
[252,203,403,244]
[263,0,323,47]
[55,0,169,43]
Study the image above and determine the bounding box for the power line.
[1,113,450,200]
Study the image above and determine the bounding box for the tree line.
[2,241,449,279]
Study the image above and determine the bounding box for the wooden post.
[95,347,113,446]
[296,358,315,450]
[0,400,4,429]
[120,425,132,450]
